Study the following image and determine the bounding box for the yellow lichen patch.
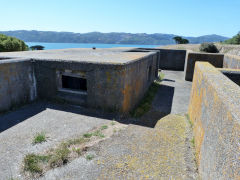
[98,115,197,179]
[188,64,205,165]
[121,84,132,113]
[134,79,142,98]
[105,71,111,83]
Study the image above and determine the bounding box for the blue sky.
[1,0,239,37]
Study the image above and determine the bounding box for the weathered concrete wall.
[185,52,224,81]
[223,54,240,69]
[132,48,186,71]
[120,54,158,113]
[188,62,240,180]
[0,59,37,112]
[159,49,186,70]
[34,53,158,114]
[220,68,240,86]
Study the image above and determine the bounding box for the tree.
[173,36,189,44]
[30,45,45,50]
[0,34,28,52]
[224,32,240,44]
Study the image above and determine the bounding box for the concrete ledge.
[223,54,240,69]
[188,62,240,179]
[185,52,224,81]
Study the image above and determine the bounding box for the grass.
[111,121,116,126]
[33,132,46,144]
[158,71,165,82]
[24,126,108,175]
[101,125,108,130]
[93,130,105,138]
[72,147,82,155]
[191,138,195,147]
[86,154,94,161]
[185,113,193,128]
[24,154,50,174]
[131,82,160,118]
[83,133,93,138]
[49,143,70,168]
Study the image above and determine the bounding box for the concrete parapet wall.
[185,52,224,81]
[188,62,240,180]
[220,68,240,86]
[223,54,240,69]
[133,48,186,71]
[159,49,186,70]
[0,59,37,112]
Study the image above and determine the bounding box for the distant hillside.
[0,30,229,45]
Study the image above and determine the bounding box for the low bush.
[199,43,219,53]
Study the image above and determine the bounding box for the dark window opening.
[148,66,152,81]
[62,75,87,91]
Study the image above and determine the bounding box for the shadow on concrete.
[0,101,117,133]
[132,84,175,128]
[0,84,174,132]
[0,102,46,133]
[162,78,175,82]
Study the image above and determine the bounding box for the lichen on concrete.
[95,115,198,179]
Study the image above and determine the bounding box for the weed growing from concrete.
[72,147,82,155]
[93,130,105,138]
[101,125,108,130]
[86,154,94,161]
[83,133,93,138]
[33,132,46,144]
[191,138,195,147]
[23,123,119,176]
[158,71,165,82]
[185,113,193,128]
[49,143,70,167]
[131,82,160,118]
[24,154,50,174]
[67,137,89,146]
[111,121,116,126]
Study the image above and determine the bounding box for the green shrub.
[24,154,49,174]
[0,34,28,52]
[33,132,46,144]
[224,33,240,44]
[199,43,219,53]
[86,154,94,160]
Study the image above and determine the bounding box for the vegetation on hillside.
[173,36,189,44]
[0,30,229,45]
[0,34,28,52]
[224,32,240,44]
[199,43,219,53]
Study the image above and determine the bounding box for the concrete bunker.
[0,48,158,114]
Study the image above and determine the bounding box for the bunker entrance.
[62,75,87,91]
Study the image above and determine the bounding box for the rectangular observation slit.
[62,75,87,91]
